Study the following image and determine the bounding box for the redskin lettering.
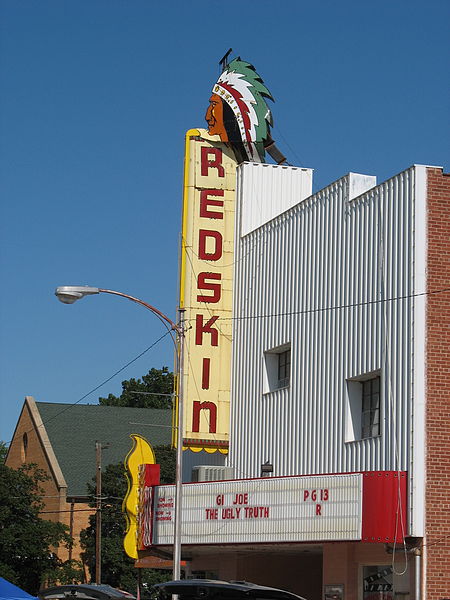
[198,229,223,261]
[195,315,219,346]
[200,189,224,219]
[201,358,210,390]
[192,400,217,433]
[190,142,227,438]
[197,272,222,303]
[201,147,225,177]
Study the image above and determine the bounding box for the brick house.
[5,397,172,570]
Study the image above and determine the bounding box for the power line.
[420,534,450,549]
[4,330,172,448]
[186,286,450,324]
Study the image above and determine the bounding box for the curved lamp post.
[55,285,185,581]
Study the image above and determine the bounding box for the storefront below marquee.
[136,471,415,599]
[181,544,412,600]
[138,541,414,600]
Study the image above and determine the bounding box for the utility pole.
[95,441,109,584]
[173,308,185,580]
[95,441,102,584]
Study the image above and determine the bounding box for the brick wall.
[425,167,450,599]
[6,400,93,565]
[323,542,415,600]
[6,403,65,528]
[62,500,92,563]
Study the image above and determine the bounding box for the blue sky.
[1,0,448,445]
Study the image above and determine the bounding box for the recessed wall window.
[21,432,28,462]
[361,377,380,439]
[277,349,291,389]
[263,344,291,393]
[345,372,381,442]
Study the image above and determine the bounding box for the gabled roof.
[34,401,172,498]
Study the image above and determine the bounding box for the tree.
[80,464,134,590]
[0,463,82,594]
[98,367,174,409]
[153,445,176,487]
[85,369,176,588]
[0,442,7,463]
[80,450,174,590]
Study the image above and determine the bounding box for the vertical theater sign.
[179,57,284,453]
[179,130,237,452]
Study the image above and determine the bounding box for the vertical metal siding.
[230,166,416,481]
[240,163,313,236]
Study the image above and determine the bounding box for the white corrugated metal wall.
[229,165,417,484]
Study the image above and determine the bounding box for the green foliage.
[98,367,174,409]
[80,464,132,588]
[154,445,176,486]
[48,559,84,585]
[84,368,176,589]
[0,463,82,594]
[80,453,175,590]
[0,441,7,463]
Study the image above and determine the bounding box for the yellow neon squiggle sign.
[122,434,156,559]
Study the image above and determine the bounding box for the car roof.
[152,579,307,600]
[38,585,136,600]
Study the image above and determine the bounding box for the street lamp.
[55,285,185,581]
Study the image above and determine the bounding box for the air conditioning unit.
[191,465,235,482]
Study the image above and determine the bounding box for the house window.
[263,344,291,393]
[277,349,291,389]
[345,372,381,442]
[21,432,28,462]
[361,377,380,439]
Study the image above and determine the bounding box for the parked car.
[152,580,307,600]
[38,585,136,600]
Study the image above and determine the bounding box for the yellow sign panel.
[180,128,237,452]
[122,434,156,558]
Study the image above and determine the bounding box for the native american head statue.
[205,57,286,165]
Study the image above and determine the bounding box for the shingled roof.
[35,401,172,498]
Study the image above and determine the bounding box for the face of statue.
[205,94,228,141]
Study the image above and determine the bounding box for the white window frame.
[263,343,291,394]
[345,370,381,442]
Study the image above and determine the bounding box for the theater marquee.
[139,471,407,547]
